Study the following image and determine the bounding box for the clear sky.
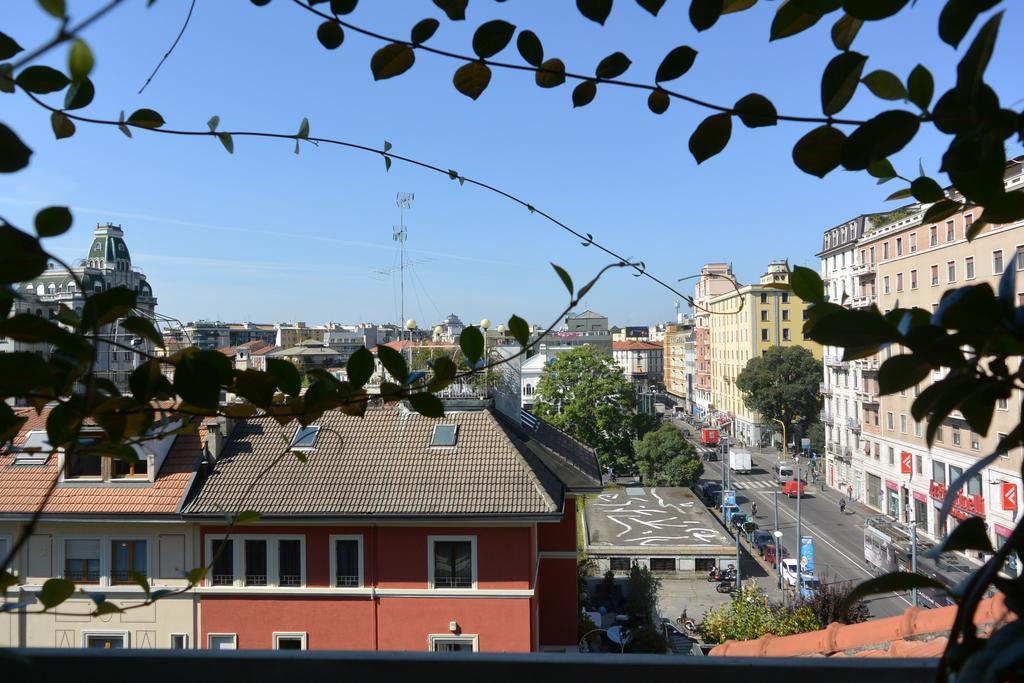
[3,1,1021,329]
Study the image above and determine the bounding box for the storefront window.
[997,532,1019,578]
[932,460,946,485]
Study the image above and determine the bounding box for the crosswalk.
[729,479,776,490]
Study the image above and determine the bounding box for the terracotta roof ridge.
[484,411,560,513]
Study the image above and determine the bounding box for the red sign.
[930,480,986,519]
[1002,482,1018,512]
[900,451,913,475]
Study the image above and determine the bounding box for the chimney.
[206,421,223,459]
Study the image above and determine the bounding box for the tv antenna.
[394,192,414,327]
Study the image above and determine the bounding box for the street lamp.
[772,418,787,459]
[405,319,417,366]
[773,530,784,595]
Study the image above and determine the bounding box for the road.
[689,437,911,619]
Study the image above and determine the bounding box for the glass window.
[970,432,981,450]
[761,328,768,341]
[896,238,903,256]
[931,265,939,286]
[650,558,676,571]
[760,293,768,304]
[65,450,102,479]
[883,242,890,259]
[883,276,890,294]
[910,270,918,289]
[1017,246,1024,271]
[782,328,790,341]
[432,539,473,588]
[760,309,768,321]
[430,424,459,447]
[111,540,146,584]
[289,426,320,451]
[113,452,148,478]
[968,475,982,497]
[886,412,894,430]
[170,634,189,649]
[994,250,1004,274]
[610,557,630,571]
[274,634,306,650]
[946,220,955,242]
[965,257,975,279]
[900,415,908,433]
[997,398,1009,410]
[932,460,946,485]
[948,261,956,282]
[278,540,302,587]
[781,293,789,304]
[896,273,903,291]
[950,465,964,484]
[888,447,895,465]
[915,455,923,474]
[334,539,361,586]
[909,233,917,252]
[929,226,938,246]
[85,633,126,648]
[782,309,790,321]
[244,539,268,586]
[211,539,234,586]
[208,634,237,650]
[65,539,100,583]
[432,637,476,652]
[952,427,961,446]
[936,426,944,442]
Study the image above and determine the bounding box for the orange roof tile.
[612,341,662,351]
[710,594,1012,658]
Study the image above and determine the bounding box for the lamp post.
[773,530,784,597]
[480,318,490,395]
[405,318,417,368]
[772,418,787,459]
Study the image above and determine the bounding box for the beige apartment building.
[693,263,736,421]
[853,160,1024,567]
[707,261,822,446]
[664,319,694,408]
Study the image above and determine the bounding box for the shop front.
[886,480,899,520]
[913,491,928,532]
[866,473,881,510]
[929,480,986,541]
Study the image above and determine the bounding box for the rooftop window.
[289,425,320,451]
[430,424,459,447]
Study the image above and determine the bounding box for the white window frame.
[170,633,189,649]
[993,249,1005,275]
[427,535,478,591]
[205,534,306,588]
[997,398,1009,411]
[207,633,237,650]
[329,534,364,588]
[428,634,479,652]
[82,630,130,648]
[273,632,308,650]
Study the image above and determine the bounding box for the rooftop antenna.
[394,192,414,329]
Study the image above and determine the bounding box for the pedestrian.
[848,485,853,499]
[839,497,847,514]
[751,502,758,518]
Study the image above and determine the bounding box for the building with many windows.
[707,261,822,446]
[692,263,736,420]
[663,318,694,409]
[612,341,663,390]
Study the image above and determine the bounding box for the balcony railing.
[854,357,880,371]
[857,389,879,405]
[825,355,848,369]
[847,417,861,431]
[852,261,877,276]
[819,382,832,395]
[820,411,833,424]
[850,294,874,309]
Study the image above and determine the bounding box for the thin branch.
[10,0,128,71]
[137,0,197,95]
[292,0,869,127]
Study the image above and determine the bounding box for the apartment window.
[965,256,975,280]
[874,443,880,458]
[952,426,961,446]
[278,539,302,587]
[886,412,894,430]
[782,309,790,321]
[910,270,918,289]
[997,398,1009,411]
[947,261,956,283]
[332,536,363,587]
[932,460,946,485]
[950,465,964,485]
[869,246,876,264]
[914,420,922,437]
[211,539,234,586]
[883,242,890,259]
[112,453,148,479]
[965,213,974,231]
[946,220,955,242]
[273,633,307,650]
[896,273,904,292]
[998,432,1010,459]
[111,540,146,584]
[84,632,127,648]
[970,432,981,450]
[935,426,944,442]
[888,447,895,465]
[760,309,768,322]
[430,635,478,652]
[909,233,917,253]
[782,328,791,341]
[993,250,1004,274]
[896,237,903,256]
[170,634,189,649]
[781,293,789,304]
[208,634,237,650]
[430,537,475,589]
[930,265,939,286]
[244,539,268,586]
[915,455,923,474]
[650,558,676,571]
[761,328,768,341]
[609,557,631,571]
[883,276,890,294]
[930,226,938,246]
[64,449,102,479]
[900,415,908,433]
[1017,246,1024,271]
[65,539,100,583]
[760,293,768,304]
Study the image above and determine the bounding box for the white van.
[775,461,794,483]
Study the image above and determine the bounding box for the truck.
[729,449,752,474]
[700,427,719,446]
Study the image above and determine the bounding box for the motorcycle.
[707,566,737,582]
[715,581,736,594]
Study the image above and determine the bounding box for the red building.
[183,405,600,652]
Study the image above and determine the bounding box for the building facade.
[534,310,612,356]
[664,319,694,408]
[707,261,823,446]
[693,263,736,420]
[612,341,664,390]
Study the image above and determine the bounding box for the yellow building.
[707,260,822,446]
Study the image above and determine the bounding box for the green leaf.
[979,191,1024,225]
[885,187,913,201]
[956,10,1001,94]
[572,80,597,108]
[453,61,492,100]
[595,52,631,80]
[861,70,907,101]
[551,263,574,295]
[0,223,45,280]
[0,64,12,94]
[408,392,445,418]
[130,359,169,401]
[433,0,467,20]
[0,32,24,61]
[38,578,75,610]
[577,0,613,25]
[922,198,962,223]
[330,0,358,13]
[296,117,310,140]
[0,124,32,173]
[840,0,909,21]
[34,206,72,237]
[126,108,165,129]
[840,572,946,613]
[15,65,68,93]
[120,316,165,348]
[840,110,920,171]
[820,51,867,115]
[939,0,999,48]
[266,357,301,396]
[377,344,409,384]
[722,0,757,11]
[37,0,66,19]
[655,46,696,83]
[234,510,262,525]
[207,115,220,132]
[830,14,862,50]
[806,307,899,347]
[459,324,484,365]
[770,0,821,40]
[733,93,777,128]
[346,347,374,389]
[173,351,224,409]
[67,38,93,83]
[61,76,93,110]
[428,356,457,392]
[317,21,344,49]
[688,112,732,164]
[516,30,543,67]
[866,158,896,180]
[689,0,724,31]
[636,0,666,16]
[411,18,440,45]
[647,89,669,114]
[217,132,233,154]
[878,354,931,394]
[790,265,824,304]
[371,43,415,80]
[94,601,123,615]
[910,177,945,203]
[906,64,934,111]
[931,515,995,557]
[81,287,137,329]
[535,58,565,88]
[50,111,75,140]
[508,314,530,346]
[472,20,516,59]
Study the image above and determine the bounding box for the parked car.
[763,542,787,567]
[781,480,806,498]
[798,576,822,599]
[780,558,816,587]
[751,530,774,555]
[723,503,741,525]
[704,448,719,462]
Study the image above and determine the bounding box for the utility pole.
[774,490,779,532]
[796,456,803,598]
[735,527,741,590]
[911,518,919,607]
[394,192,414,330]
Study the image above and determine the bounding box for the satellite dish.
[606,625,631,645]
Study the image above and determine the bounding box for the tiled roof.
[182,407,566,518]
[612,341,662,351]
[496,412,601,493]
[710,594,1012,658]
[0,408,203,516]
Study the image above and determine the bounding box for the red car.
[781,480,806,498]
[763,543,788,567]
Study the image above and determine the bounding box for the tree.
[533,346,638,470]
[806,421,825,456]
[625,562,661,624]
[700,586,820,644]
[735,346,822,435]
[797,580,871,628]
[634,423,702,486]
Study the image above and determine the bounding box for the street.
[691,438,913,619]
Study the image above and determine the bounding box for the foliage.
[578,555,598,610]
[533,346,638,469]
[625,624,668,654]
[662,453,704,487]
[805,420,825,456]
[735,346,823,431]
[796,580,870,628]
[578,612,599,641]
[699,585,822,644]
[632,410,662,440]
[635,423,703,486]
[625,562,660,624]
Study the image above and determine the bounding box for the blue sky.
[2,1,1021,329]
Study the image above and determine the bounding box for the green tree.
[635,423,702,486]
[806,421,825,456]
[625,562,661,624]
[735,346,823,435]
[662,453,704,487]
[700,586,821,644]
[533,346,638,470]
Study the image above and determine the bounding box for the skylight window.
[290,426,320,451]
[430,424,459,447]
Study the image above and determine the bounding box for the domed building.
[2,223,157,392]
